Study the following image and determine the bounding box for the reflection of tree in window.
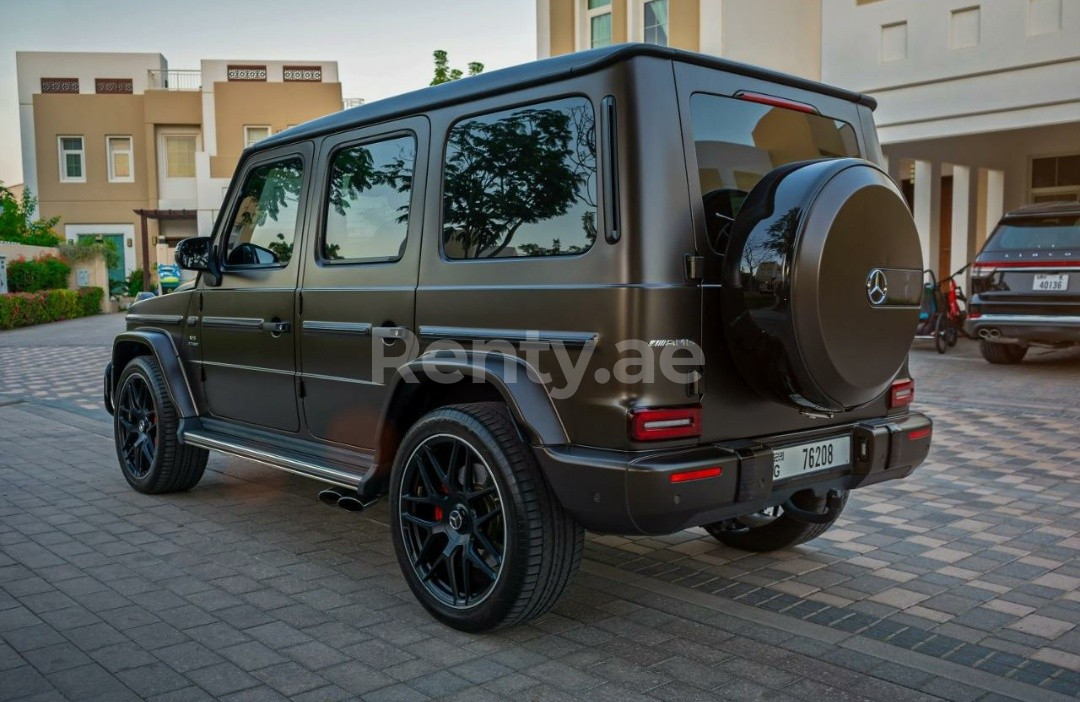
[442,98,597,259]
[226,158,304,265]
[324,137,415,261]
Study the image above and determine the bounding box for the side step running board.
[181,429,363,491]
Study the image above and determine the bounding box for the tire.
[946,324,959,347]
[934,315,948,354]
[113,356,208,494]
[979,339,1027,365]
[389,402,583,632]
[704,490,849,552]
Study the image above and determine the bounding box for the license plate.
[1033,274,1069,292]
[772,436,851,482]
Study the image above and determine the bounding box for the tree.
[430,50,484,86]
[0,182,62,247]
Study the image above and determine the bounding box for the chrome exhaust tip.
[978,328,991,339]
[318,489,342,506]
[988,328,1001,338]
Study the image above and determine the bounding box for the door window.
[223,157,305,267]
[323,135,416,262]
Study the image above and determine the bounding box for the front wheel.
[389,403,583,631]
[704,490,849,552]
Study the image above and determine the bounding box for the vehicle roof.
[1002,201,1080,219]
[259,43,877,151]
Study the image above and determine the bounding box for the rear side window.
[984,216,1080,252]
[442,97,597,259]
[224,157,304,267]
[690,93,859,242]
[324,135,416,263]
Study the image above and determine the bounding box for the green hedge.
[7,255,71,292]
[0,287,103,330]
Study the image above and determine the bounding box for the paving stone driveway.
[1,316,1078,701]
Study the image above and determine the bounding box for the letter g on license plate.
[772,436,851,482]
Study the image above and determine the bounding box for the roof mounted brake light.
[736,91,818,114]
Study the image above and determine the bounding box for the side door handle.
[260,319,292,336]
[372,326,408,342]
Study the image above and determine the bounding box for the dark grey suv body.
[105,45,931,630]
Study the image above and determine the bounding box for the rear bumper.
[536,412,932,535]
[964,314,1080,343]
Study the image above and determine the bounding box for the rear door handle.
[372,326,408,341]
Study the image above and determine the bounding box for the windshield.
[983,216,1080,252]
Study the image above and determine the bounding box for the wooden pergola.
[132,209,197,291]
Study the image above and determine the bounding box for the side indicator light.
[669,467,723,483]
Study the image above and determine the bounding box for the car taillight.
[970,263,993,278]
[629,406,702,441]
[889,378,914,408]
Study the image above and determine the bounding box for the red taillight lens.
[736,91,818,114]
[669,467,723,483]
[889,378,915,408]
[629,406,702,441]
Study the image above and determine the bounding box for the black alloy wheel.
[116,374,158,479]
[398,434,506,609]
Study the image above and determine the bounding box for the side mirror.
[174,236,221,286]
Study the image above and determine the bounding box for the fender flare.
[374,349,568,468]
[111,330,199,418]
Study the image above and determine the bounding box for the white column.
[949,165,971,278]
[985,169,1005,244]
[536,0,551,58]
[700,0,724,55]
[912,160,940,274]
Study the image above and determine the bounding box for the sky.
[0,0,536,187]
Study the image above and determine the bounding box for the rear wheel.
[704,490,849,552]
[389,402,583,631]
[114,357,208,494]
[979,339,1027,365]
[934,315,948,354]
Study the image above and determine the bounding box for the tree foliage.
[0,182,62,247]
[430,50,484,86]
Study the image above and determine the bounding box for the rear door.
[298,117,427,448]
[971,212,1080,317]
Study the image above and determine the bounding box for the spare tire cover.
[721,158,923,413]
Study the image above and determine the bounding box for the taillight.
[669,467,723,483]
[889,378,914,408]
[735,91,818,114]
[970,263,993,278]
[629,406,702,441]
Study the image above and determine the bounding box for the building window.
[227,65,267,81]
[107,136,134,182]
[324,135,416,262]
[164,135,196,178]
[880,21,908,62]
[58,136,85,182]
[442,97,597,259]
[950,6,980,50]
[95,78,133,94]
[41,77,78,94]
[244,126,271,148]
[588,0,613,48]
[643,0,669,46]
[1027,0,1062,36]
[283,65,322,82]
[1031,154,1080,203]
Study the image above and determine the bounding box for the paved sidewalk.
[0,319,1078,701]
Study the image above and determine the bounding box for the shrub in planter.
[77,286,104,316]
[7,255,72,292]
[0,286,103,330]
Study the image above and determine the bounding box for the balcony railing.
[342,97,365,110]
[148,69,201,91]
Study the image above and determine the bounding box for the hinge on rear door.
[685,254,704,282]
[298,291,303,317]
[200,365,206,382]
[298,379,306,398]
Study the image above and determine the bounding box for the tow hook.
[318,488,379,513]
[781,490,844,524]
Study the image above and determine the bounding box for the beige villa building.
[537,0,1080,281]
[16,52,346,286]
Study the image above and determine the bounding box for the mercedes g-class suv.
[105,44,932,631]
[966,202,1080,364]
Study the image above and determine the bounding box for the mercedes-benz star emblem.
[448,509,464,531]
[866,269,889,306]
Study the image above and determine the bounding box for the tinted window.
[224,157,304,267]
[324,136,416,262]
[690,93,859,251]
[442,97,597,259]
[984,216,1080,251]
